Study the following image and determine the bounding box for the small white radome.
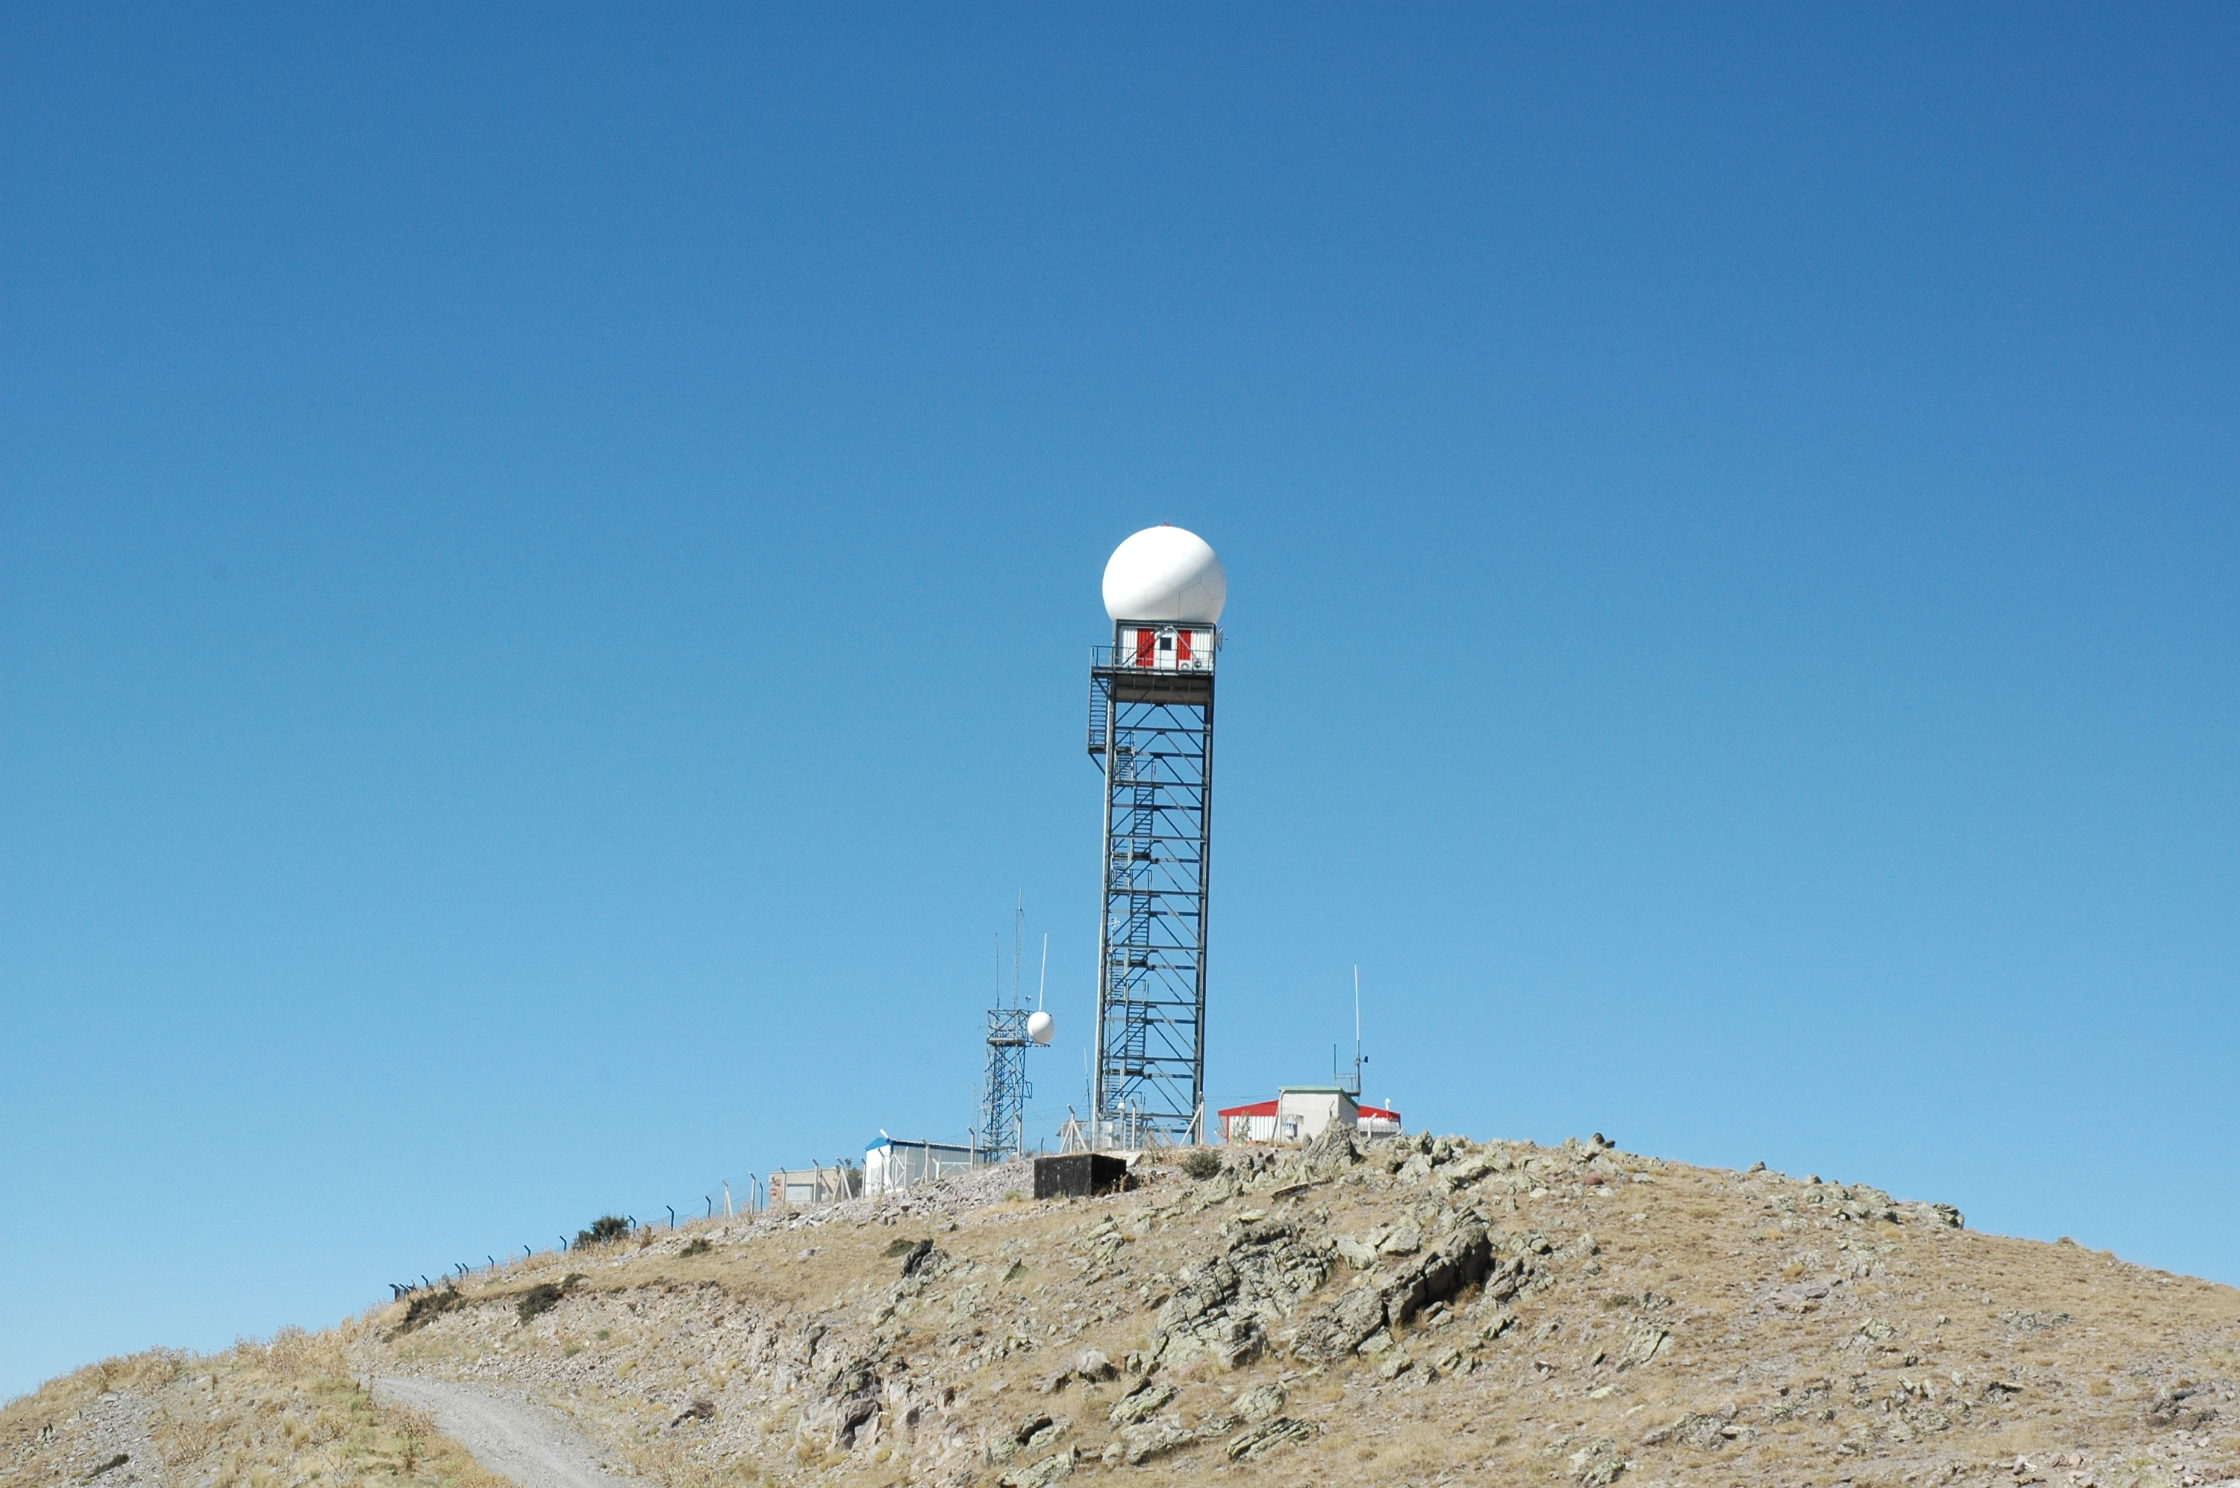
[1102,525,1227,624]
[1026,1010,1055,1045]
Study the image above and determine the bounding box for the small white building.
[1217,1087,1403,1145]
[768,1164,862,1208]
[863,1138,980,1197]
[1116,623,1216,673]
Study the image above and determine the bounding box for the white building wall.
[864,1140,979,1196]
[1273,1088,1358,1142]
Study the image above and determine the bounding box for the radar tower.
[1086,526,1226,1145]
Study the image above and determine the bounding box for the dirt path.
[372,1377,631,1488]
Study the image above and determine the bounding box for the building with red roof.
[1217,1086,1402,1145]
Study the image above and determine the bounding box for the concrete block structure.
[767,1164,863,1208]
[1031,1152,1131,1199]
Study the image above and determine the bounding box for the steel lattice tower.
[979,1005,1031,1161]
[978,907,1049,1162]
[1087,621,1216,1143]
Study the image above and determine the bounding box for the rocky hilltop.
[9,1130,2240,1488]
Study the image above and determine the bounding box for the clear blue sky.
[4,4,2234,1400]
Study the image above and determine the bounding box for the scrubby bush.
[516,1272,589,1324]
[1180,1148,1224,1180]
[397,1286,464,1334]
[574,1215,631,1248]
[516,1283,566,1324]
[680,1238,712,1257]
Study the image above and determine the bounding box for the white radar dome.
[1102,525,1227,625]
[1026,1009,1056,1045]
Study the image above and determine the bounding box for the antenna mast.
[1345,965,1366,1098]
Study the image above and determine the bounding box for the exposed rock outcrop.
[1146,1219,1331,1369]
[1293,1217,1498,1361]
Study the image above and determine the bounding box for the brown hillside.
[9,1131,2239,1488]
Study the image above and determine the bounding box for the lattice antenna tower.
[1086,526,1227,1146]
[978,900,1044,1162]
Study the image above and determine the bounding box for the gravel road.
[372,1376,631,1487]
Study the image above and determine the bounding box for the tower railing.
[1087,642,1216,672]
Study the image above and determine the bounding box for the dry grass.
[509,1149,2234,1487]
[17,1138,2240,1488]
[1,1347,189,1425]
[2,1328,510,1488]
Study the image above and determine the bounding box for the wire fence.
[386,1172,781,1299]
[386,1126,1164,1299]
